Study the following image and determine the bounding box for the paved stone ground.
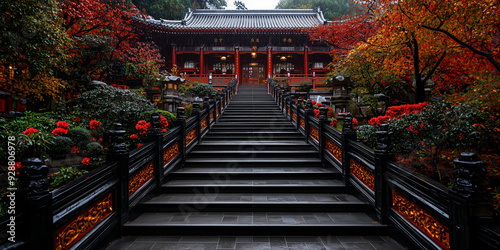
[105,235,406,249]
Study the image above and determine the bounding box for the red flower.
[137,143,143,147]
[74,116,81,123]
[71,146,79,154]
[135,120,151,135]
[314,109,320,118]
[90,120,100,130]
[311,100,317,105]
[14,162,23,175]
[57,121,69,129]
[98,138,102,143]
[52,127,68,136]
[161,129,167,133]
[130,134,138,139]
[160,115,168,129]
[316,103,322,107]
[330,119,337,128]
[353,118,358,128]
[82,157,90,165]
[182,103,185,108]
[23,127,38,136]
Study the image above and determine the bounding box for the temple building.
[135,8,333,85]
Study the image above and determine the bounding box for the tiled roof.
[138,8,327,33]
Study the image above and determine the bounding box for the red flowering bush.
[314,109,320,118]
[23,127,38,136]
[368,116,392,127]
[330,119,338,128]
[312,100,317,105]
[57,121,69,130]
[160,116,168,130]
[135,120,151,135]
[89,120,100,130]
[130,134,138,139]
[385,102,428,118]
[353,117,358,128]
[316,103,322,107]
[82,157,90,165]
[52,121,69,136]
[52,128,68,136]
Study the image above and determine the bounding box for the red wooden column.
[200,47,205,75]
[267,46,273,79]
[235,47,240,85]
[171,45,177,68]
[304,46,309,75]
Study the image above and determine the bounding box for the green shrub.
[184,104,193,119]
[86,142,103,158]
[67,128,92,150]
[48,167,88,190]
[49,136,73,159]
[357,125,378,148]
[188,83,216,97]
[75,85,155,133]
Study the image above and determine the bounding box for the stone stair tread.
[185,158,322,163]
[147,193,363,204]
[125,212,381,226]
[198,141,310,145]
[189,150,318,154]
[173,167,335,174]
[164,179,341,186]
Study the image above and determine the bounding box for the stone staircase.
[123,85,387,237]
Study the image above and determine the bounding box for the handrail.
[6,80,237,249]
[268,77,498,250]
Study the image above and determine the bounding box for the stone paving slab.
[105,235,405,250]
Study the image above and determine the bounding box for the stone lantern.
[161,75,185,113]
[325,74,352,114]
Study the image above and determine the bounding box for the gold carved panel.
[392,190,450,249]
[129,162,154,196]
[350,158,375,191]
[186,128,197,146]
[300,119,305,129]
[325,139,342,162]
[292,112,297,121]
[163,142,179,166]
[55,193,113,250]
[201,117,208,131]
[310,127,319,142]
[210,112,214,122]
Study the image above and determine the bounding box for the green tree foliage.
[0,0,70,100]
[132,0,227,20]
[234,1,247,10]
[275,0,356,19]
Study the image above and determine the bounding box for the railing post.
[283,93,289,116]
[18,157,52,249]
[216,95,222,122]
[449,152,492,250]
[193,102,201,144]
[374,124,392,224]
[209,93,216,128]
[148,112,163,193]
[175,108,186,166]
[341,114,356,189]
[107,123,129,235]
[318,106,328,162]
[305,100,313,143]
[297,103,303,132]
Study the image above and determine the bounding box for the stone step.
[161,179,344,193]
[123,211,387,236]
[169,166,339,180]
[140,193,368,212]
[184,158,322,168]
[195,141,312,151]
[188,150,318,159]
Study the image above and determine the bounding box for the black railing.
[269,78,499,250]
[1,80,237,250]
